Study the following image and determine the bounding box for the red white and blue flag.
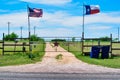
[28,7,43,17]
[85,5,100,15]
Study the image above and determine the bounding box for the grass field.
[60,41,120,68]
[0,41,45,66]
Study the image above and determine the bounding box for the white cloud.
[0,11,120,38]
[85,12,120,24]
[0,12,28,27]
[87,26,112,30]
[36,28,77,37]
[20,0,72,5]
[1,10,119,29]
[42,11,82,27]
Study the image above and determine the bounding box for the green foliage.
[4,32,18,41]
[30,35,39,41]
[72,37,75,42]
[0,53,32,66]
[55,54,63,60]
[76,54,120,68]
[99,36,110,41]
[38,37,45,42]
[51,39,66,42]
[113,38,118,41]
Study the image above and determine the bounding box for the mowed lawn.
[0,41,45,66]
[60,41,120,68]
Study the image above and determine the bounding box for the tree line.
[4,32,43,41]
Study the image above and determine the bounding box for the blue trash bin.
[101,46,110,59]
[90,46,100,58]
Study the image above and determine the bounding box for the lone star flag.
[28,7,43,17]
[85,5,100,15]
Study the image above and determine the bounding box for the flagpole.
[27,4,31,53]
[82,3,85,35]
[82,3,85,55]
[27,4,31,36]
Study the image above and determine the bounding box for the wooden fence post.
[68,37,69,52]
[82,32,84,55]
[2,33,4,55]
[110,34,112,58]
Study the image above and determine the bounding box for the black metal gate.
[39,37,82,52]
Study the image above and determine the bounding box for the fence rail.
[4,44,30,46]
[0,33,30,55]
[82,33,120,56]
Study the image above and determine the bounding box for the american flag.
[28,7,43,17]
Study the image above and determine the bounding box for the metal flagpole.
[82,3,85,35]
[82,3,85,55]
[27,4,31,53]
[27,4,31,36]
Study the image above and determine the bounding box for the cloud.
[20,0,72,5]
[35,28,81,38]
[42,11,82,27]
[87,26,112,30]
[1,11,120,28]
[0,12,28,28]
[85,12,120,24]
[0,10,120,38]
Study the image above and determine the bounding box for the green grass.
[0,53,34,66]
[76,52,120,68]
[55,54,63,60]
[60,41,120,68]
[0,41,45,66]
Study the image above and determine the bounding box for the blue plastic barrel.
[101,46,110,59]
[90,46,100,58]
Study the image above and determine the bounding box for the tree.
[30,35,39,41]
[72,37,75,42]
[4,32,18,41]
[113,38,118,41]
[51,39,66,42]
[100,36,110,41]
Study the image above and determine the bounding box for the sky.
[0,0,120,39]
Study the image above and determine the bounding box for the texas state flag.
[85,5,100,15]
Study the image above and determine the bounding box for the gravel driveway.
[0,42,120,73]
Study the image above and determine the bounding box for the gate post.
[81,32,84,55]
[110,34,112,58]
[2,33,4,55]
[68,37,69,52]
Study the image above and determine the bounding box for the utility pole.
[8,22,10,35]
[118,27,119,42]
[34,26,36,35]
[20,26,23,39]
